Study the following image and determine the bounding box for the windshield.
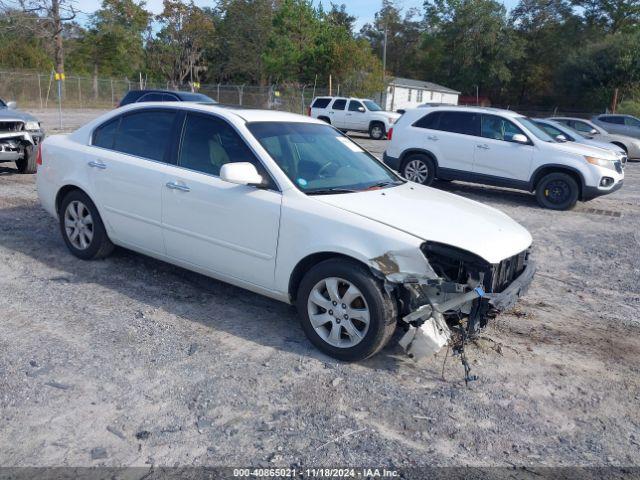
[519,117,555,142]
[0,98,6,108]
[247,122,402,194]
[363,100,383,112]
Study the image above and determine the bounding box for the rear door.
[413,110,480,172]
[473,114,533,181]
[327,98,347,129]
[88,108,178,254]
[160,112,282,288]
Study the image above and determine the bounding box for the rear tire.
[535,172,579,210]
[369,122,386,140]
[16,145,37,174]
[296,259,397,361]
[401,154,435,186]
[59,190,114,260]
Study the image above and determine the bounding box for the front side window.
[439,111,481,136]
[348,100,364,112]
[536,122,573,141]
[113,110,176,161]
[247,122,402,194]
[331,99,347,110]
[178,113,271,186]
[481,115,527,142]
[572,120,596,134]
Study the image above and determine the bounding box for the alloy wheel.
[404,159,429,183]
[64,200,94,250]
[307,277,370,348]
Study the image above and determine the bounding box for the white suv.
[309,96,400,140]
[384,107,624,210]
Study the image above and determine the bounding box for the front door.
[161,112,282,289]
[346,100,368,131]
[473,114,534,181]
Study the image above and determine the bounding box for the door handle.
[476,144,489,150]
[427,135,439,141]
[346,113,352,116]
[165,181,190,192]
[88,160,107,169]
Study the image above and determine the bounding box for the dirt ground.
[0,109,639,473]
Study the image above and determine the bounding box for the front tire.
[535,172,579,210]
[402,154,435,186]
[16,144,37,174]
[296,259,397,361]
[59,190,114,260]
[369,122,386,140]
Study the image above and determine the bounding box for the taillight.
[387,127,393,140]
[36,143,43,165]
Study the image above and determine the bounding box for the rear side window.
[439,111,481,136]
[92,118,120,149]
[114,110,176,162]
[413,111,442,129]
[332,99,347,110]
[601,116,624,125]
[137,93,164,102]
[312,98,331,109]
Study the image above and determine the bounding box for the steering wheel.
[317,161,335,177]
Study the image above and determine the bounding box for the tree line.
[0,0,638,111]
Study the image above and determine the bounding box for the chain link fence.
[0,69,343,115]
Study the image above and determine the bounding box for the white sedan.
[36,102,535,361]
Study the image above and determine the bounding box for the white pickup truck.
[308,96,401,140]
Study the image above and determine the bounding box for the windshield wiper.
[306,187,358,195]
[366,180,404,189]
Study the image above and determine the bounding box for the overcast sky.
[72,0,519,29]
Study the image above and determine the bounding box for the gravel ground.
[0,109,639,472]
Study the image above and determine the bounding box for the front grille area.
[485,249,530,293]
[0,121,24,132]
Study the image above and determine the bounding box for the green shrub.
[617,100,640,117]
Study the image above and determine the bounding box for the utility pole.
[382,23,388,106]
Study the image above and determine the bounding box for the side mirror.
[590,128,599,135]
[220,162,264,186]
[555,134,567,142]
[357,106,365,113]
[6,101,17,110]
[512,133,529,144]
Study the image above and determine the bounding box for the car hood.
[548,140,619,160]
[314,182,532,264]
[0,108,38,122]
[582,140,625,157]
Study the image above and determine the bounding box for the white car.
[36,102,534,361]
[309,96,401,140]
[384,107,624,210]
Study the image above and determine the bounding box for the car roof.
[118,101,325,124]
[407,105,525,118]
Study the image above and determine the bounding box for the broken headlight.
[420,242,489,288]
[24,121,40,131]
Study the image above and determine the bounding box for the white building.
[384,77,460,111]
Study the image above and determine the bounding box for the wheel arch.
[288,252,374,303]
[317,116,331,124]
[610,141,628,153]
[398,149,439,172]
[529,164,585,196]
[55,184,103,219]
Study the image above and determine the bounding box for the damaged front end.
[371,242,536,366]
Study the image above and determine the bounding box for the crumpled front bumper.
[0,130,42,162]
[483,260,536,312]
